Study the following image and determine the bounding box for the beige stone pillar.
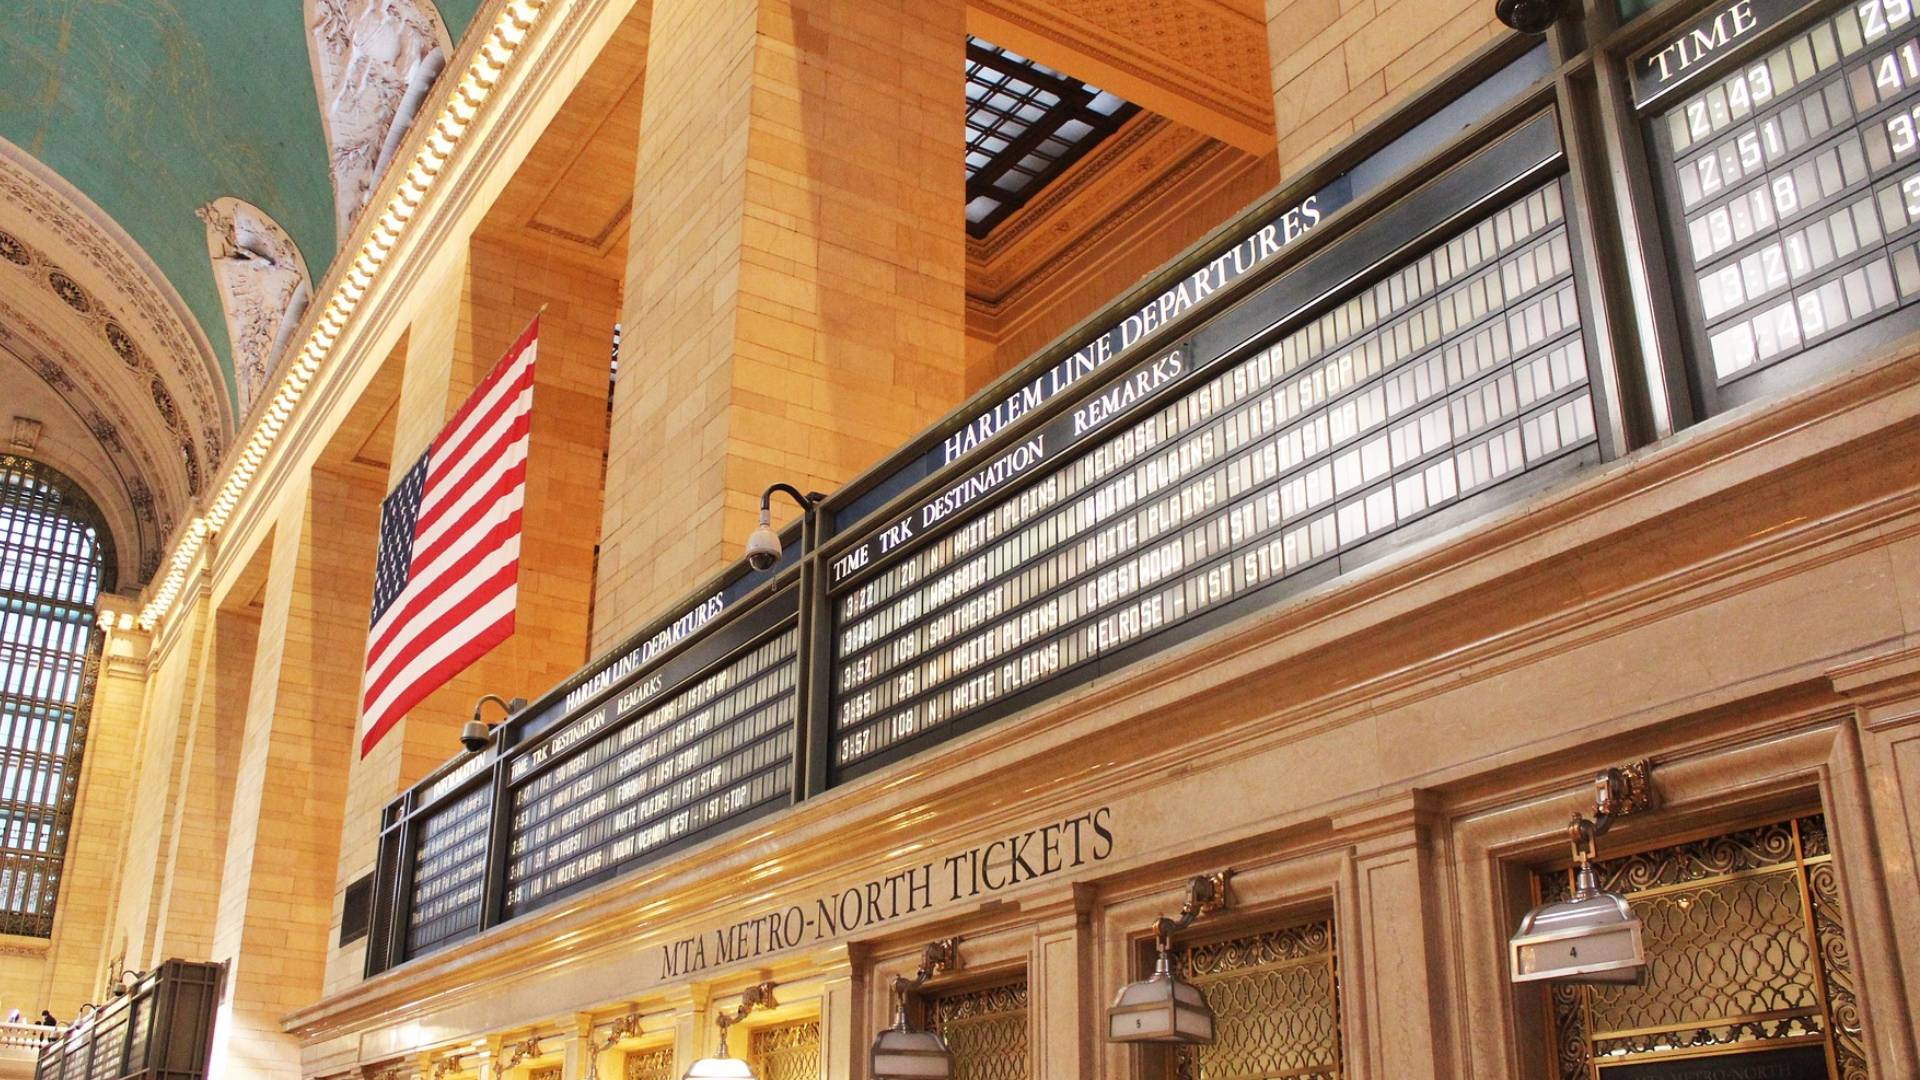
[594,0,970,648]
[1828,648,1920,1066]
[148,599,256,964]
[36,594,145,1012]
[325,228,617,988]
[669,987,710,1073]
[1333,793,1454,1080]
[813,948,860,1080]
[100,587,208,972]
[207,466,382,1080]
[1031,886,1095,1079]
[1263,0,1503,173]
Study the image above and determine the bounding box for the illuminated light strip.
[137,0,551,632]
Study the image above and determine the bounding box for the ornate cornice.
[0,137,231,444]
[965,112,1265,353]
[969,0,1272,150]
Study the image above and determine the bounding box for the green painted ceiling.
[0,0,481,408]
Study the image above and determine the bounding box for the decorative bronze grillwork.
[1176,917,1342,1080]
[749,1019,820,1080]
[931,977,1029,1080]
[1538,814,1868,1079]
[623,1046,674,1080]
[528,1068,562,1080]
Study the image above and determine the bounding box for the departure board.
[830,177,1595,773]
[502,625,798,916]
[405,784,490,957]
[1640,0,1920,398]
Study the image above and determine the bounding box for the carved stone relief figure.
[199,198,312,417]
[307,0,451,235]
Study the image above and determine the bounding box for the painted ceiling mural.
[0,0,479,586]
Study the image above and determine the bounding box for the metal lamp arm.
[713,982,778,1055]
[471,693,525,725]
[1150,871,1233,955]
[759,483,823,516]
[889,939,961,1028]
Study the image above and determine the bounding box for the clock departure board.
[829,176,1596,773]
[1640,0,1920,397]
[501,625,798,917]
[404,783,490,957]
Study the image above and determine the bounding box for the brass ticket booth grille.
[1170,917,1344,1080]
[930,976,1030,1080]
[1533,813,1868,1079]
[622,1046,673,1080]
[748,1019,820,1080]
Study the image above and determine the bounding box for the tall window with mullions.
[0,455,110,938]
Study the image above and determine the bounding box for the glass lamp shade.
[870,1025,954,1079]
[681,1055,756,1080]
[1509,864,1646,984]
[1106,957,1215,1044]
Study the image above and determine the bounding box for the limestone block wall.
[595,0,970,649]
[1265,0,1508,176]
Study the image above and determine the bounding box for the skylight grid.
[964,39,1137,238]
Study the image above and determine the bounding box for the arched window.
[0,456,112,937]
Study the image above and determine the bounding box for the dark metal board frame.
[1620,0,1920,415]
[362,9,1898,976]
[364,40,1585,977]
[821,110,1606,784]
[35,960,224,1080]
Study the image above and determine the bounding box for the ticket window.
[747,1018,821,1080]
[1157,915,1344,1080]
[1531,812,1869,1079]
[619,1045,675,1080]
[927,974,1031,1080]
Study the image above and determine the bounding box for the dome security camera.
[745,510,783,572]
[459,718,492,754]
[1495,0,1563,34]
[460,695,525,754]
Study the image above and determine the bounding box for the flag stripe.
[361,603,518,757]
[359,318,539,758]
[420,368,534,527]
[363,557,522,721]
[364,512,523,695]
[414,409,530,554]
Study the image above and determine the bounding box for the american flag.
[359,319,538,757]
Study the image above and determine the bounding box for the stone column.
[1031,885,1096,1079]
[148,588,255,964]
[594,0,969,649]
[37,594,146,1012]
[1263,0,1503,172]
[1829,648,1920,1068]
[668,986,710,1074]
[207,466,383,1080]
[101,586,209,972]
[813,946,861,1080]
[1333,793,1454,1080]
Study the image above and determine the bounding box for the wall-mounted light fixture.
[682,982,777,1080]
[1510,760,1657,985]
[870,937,962,1079]
[744,483,823,572]
[461,693,526,753]
[1107,870,1232,1046]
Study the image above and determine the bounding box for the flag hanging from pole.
[359,317,538,757]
